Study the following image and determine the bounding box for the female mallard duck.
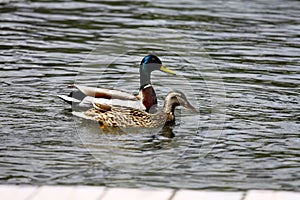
[58,55,175,113]
[72,91,197,128]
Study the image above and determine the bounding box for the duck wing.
[58,84,144,110]
[91,99,146,112]
[75,84,138,100]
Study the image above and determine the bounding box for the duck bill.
[183,102,198,113]
[160,65,176,75]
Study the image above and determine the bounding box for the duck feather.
[75,84,138,100]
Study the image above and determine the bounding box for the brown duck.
[72,91,197,128]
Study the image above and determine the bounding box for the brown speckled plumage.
[83,106,167,128]
[73,91,197,128]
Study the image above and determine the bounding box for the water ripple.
[0,0,299,191]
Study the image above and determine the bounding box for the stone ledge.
[1,185,299,200]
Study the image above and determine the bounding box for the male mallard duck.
[58,55,175,112]
[72,91,197,128]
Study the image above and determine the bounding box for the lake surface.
[1,0,299,191]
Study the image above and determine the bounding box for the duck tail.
[57,90,86,105]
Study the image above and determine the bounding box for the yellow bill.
[160,65,176,75]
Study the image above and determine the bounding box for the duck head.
[140,55,175,87]
[163,91,198,117]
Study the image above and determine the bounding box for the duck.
[58,55,175,113]
[72,91,198,128]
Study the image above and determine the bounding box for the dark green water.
[1,0,299,191]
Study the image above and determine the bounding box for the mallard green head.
[140,55,175,87]
[140,54,175,75]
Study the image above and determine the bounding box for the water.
[1,0,300,191]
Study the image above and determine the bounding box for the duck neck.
[163,101,176,114]
[140,64,151,89]
[163,100,178,122]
